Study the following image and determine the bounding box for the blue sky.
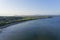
[0,0,60,16]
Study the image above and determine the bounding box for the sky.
[0,0,60,16]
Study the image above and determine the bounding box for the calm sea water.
[0,16,60,40]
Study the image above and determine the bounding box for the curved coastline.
[0,16,53,29]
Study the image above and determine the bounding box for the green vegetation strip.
[0,16,52,27]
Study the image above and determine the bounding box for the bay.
[0,16,60,40]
